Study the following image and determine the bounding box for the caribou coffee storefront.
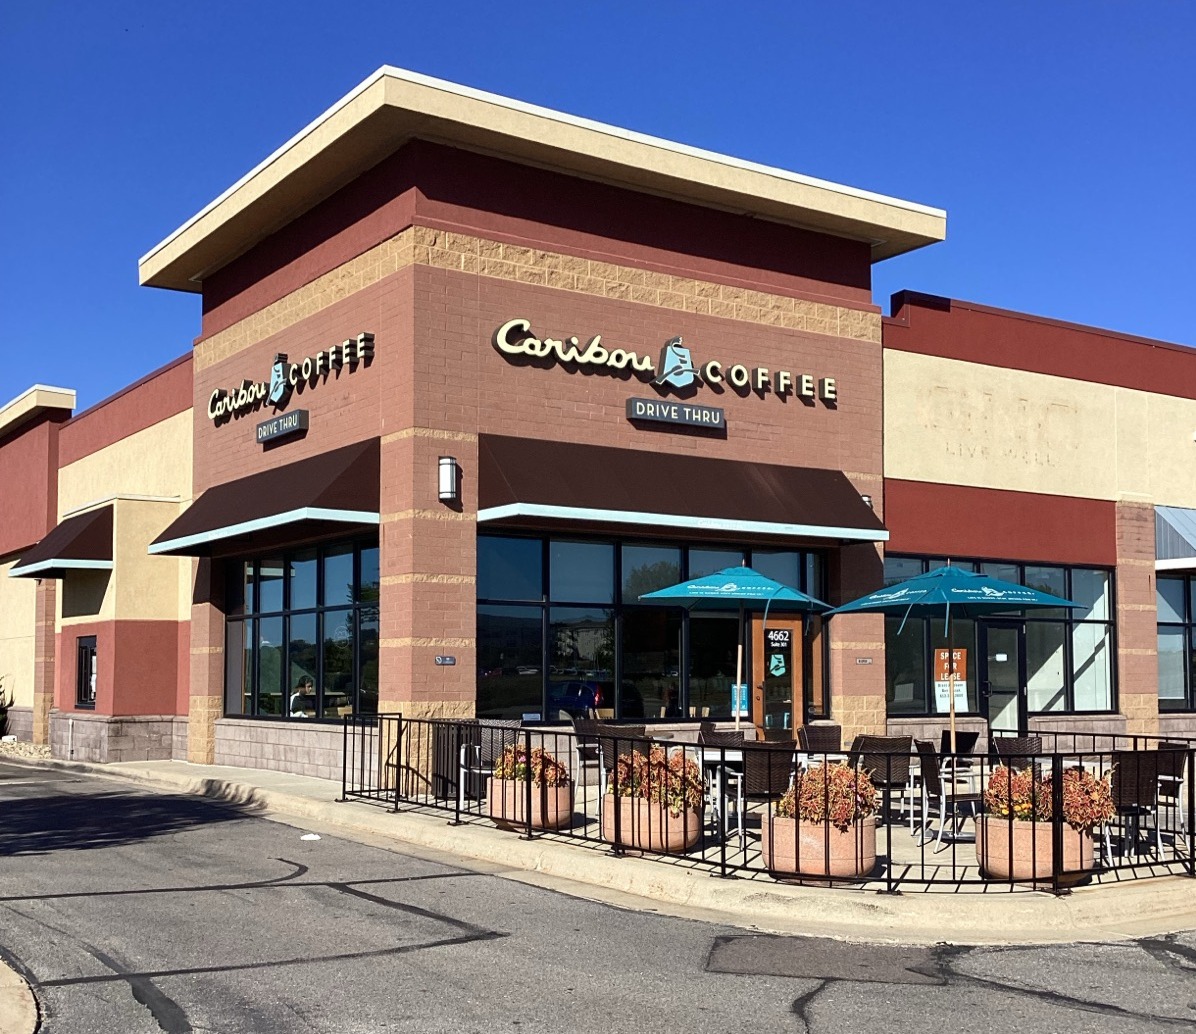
[7,68,1193,775]
[124,65,944,771]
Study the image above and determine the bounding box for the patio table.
[698,747,744,840]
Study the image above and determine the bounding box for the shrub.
[608,745,705,816]
[775,762,877,832]
[492,745,570,786]
[983,765,1115,833]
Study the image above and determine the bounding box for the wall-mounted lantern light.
[438,456,460,503]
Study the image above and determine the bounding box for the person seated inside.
[289,675,316,717]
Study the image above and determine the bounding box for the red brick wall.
[55,619,180,716]
[201,141,874,340]
[421,265,881,472]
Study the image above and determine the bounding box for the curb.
[0,958,37,1034]
[9,755,1196,945]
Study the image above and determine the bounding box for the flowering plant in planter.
[488,744,573,832]
[775,762,878,832]
[983,765,1115,832]
[492,745,571,786]
[608,746,705,817]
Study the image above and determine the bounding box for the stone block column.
[378,429,478,723]
[188,559,225,764]
[828,541,887,742]
[32,578,56,744]
[1115,500,1159,736]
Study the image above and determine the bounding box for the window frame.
[476,533,829,721]
[224,537,379,721]
[883,554,1118,719]
[1158,573,1195,712]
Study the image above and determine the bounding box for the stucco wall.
[0,557,36,710]
[884,350,1196,508]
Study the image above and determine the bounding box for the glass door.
[980,621,1027,736]
[751,617,803,739]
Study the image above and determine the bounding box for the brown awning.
[477,435,886,543]
[149,439,380,557]
[9,505,113,578]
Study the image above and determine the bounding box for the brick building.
[2,68,1193,774]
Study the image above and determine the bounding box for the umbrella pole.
[947,604,957,754]
[734,603,744,731]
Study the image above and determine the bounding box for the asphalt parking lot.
[0,763,1193,1033]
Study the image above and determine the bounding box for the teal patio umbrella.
[640,566,830,729]
[827,565,1080,749]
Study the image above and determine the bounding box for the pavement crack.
[790,979,829,1034]
[83,944,193,1034]
[1139,934,1196,972]
[934,944,1193,1028]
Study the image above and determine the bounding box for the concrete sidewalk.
[0,959,37,1034]
[8,755,1196,948]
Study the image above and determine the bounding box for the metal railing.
[340,716,1196,895]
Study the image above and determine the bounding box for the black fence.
[341,716,1196,895]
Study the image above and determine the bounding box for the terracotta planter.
[975,816,1095,885]
[761,815,877,880]
[486,777,574,831]
[600,795,703,853]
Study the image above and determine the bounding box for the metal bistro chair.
[698,730,746,841]
[457,718,522,812]
[569,714,603,791]
[1105,749,1166,863]
[914,739,981,851]
[798,722,843,757]
[1157,742,1190,840]
[741,740,797,851]
[991,735,1043,770]
[847,735,913,825]
[596,726,648,793]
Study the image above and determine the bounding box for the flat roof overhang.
[477,435,887,545]
[139,67,947,293]
[9,504,113,579]
[0,385,76,440]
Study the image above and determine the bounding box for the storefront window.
[689,614,737,719]
[1158,575,1194,711]
[477,534,828,720]
[884,556,1116,718]
[621,545,680,603]
[551,540,614,603]
[225,538,380,719]
[477,604,542,719]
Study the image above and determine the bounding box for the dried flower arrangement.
[983,765,1115,833]
[608,745,705,816]
[492,745,571,786]
[775,762,877,832]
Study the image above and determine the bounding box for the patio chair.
[1157,742,1190,839]
[1104,749,1166,863]
[799,722,843,755]
[569,715,603,790]
[740,740,798,851]
[698,730,746,841]
[939,729,980,761]
[596,726,647,792]
[991,736,1043,776]
[847,735,913,824]
[457,718,522,811]
[914,739,981,851]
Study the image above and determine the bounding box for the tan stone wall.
[885,350,1196,508]
[33,579,55,743]
[195,226,882,372]
[1115,501,1159,736]
[0,557,37,712]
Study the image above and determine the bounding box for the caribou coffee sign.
[208,332,375,425]
[493,319,837,403]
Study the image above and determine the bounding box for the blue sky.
[2,2,1193,411]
